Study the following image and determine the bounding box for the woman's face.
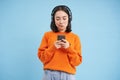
[54,10,69,32]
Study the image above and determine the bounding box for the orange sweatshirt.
[38,31,82,74]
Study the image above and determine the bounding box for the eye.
[63,17,68,20]
[55,17,60,21]
[63,18,67,20]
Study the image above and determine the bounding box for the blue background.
[0,0,120,80]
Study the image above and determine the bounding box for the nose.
[59,19,64,24]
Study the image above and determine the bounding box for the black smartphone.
[57,35,65,40]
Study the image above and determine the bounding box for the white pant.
[42,70,75,80]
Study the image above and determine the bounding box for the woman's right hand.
[54,40,62,49]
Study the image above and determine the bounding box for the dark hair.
[50,5,72,32]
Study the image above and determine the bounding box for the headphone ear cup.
[51,15,53,21]
[69,15,72,21]
[65,6,72,21]
[51,9,55,21]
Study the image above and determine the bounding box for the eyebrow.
[55,16,67,18]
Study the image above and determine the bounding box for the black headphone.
[51,5,72,21]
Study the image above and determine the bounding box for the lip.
[59,24,64,27]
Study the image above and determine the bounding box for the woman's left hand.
[60,39,70,49]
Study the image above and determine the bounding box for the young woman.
[38,5,82,80]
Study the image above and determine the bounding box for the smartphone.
[57,35,65,40]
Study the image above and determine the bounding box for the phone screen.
[57,35,65,40]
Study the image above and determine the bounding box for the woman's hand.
[54,40,62,49]
[54,39,70,49]
[60,39,70,49]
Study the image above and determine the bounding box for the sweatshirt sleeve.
[66,35,82,66]
[38,32,56,64]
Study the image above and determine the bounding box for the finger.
[61,39,66,43]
